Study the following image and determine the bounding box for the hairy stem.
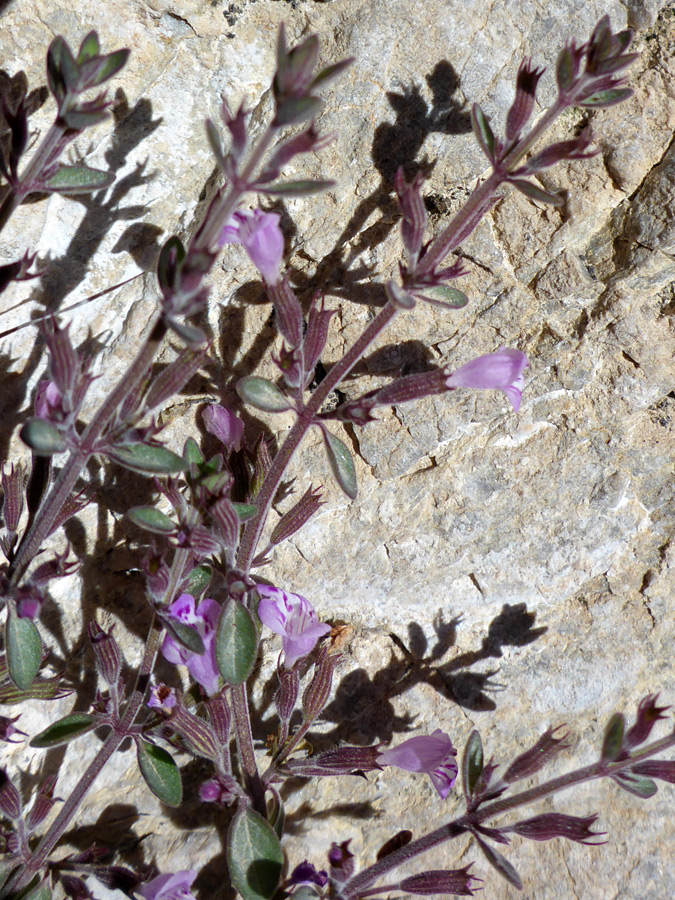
[342,731,675,898]
[231,682,266,815]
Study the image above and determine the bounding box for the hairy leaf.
[30,713,97,749]
[136,738,182,807]
[227,809,283,900]
[216,601,258,685]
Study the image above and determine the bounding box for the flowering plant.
[0,13,672,900]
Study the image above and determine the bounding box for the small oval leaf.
[106,443,188,475]
[183,437,204,466]
[613,771,657,799]
[578,88,633,108]
[42,165,115,194]
[471,103,495,161]
[30,713,97,749]
[159,613,205,656]
[216,600,258,685]
[463,730,484,799]
[413,285,469,309]
[185,564,213,597]
[236,377,291,413]
[510,178,564,206]
[136,738,182,807]
[476,836,522,890]
[127,506,177,534]
[6,613,42,691]
[232,503,258,521]
[322,430,357,499]
[20,418,66,455]
[259,180,335,197]
[601,713,625,763]
[227,809,283,900]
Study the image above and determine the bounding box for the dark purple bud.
[94,865,145,894]
[288,861,328,889]
[505,59,545,142]
[399,865,480,897]
[501,813,606,845]
[25,775,59,832]
[30,546,80,586]
[303,293,335,385]
[302,645,337,722]
[630,761,675,784]
[395,168,427,271]
[15,584,44,620]
[1,464,24,533]
[285,745,382,778]
[268,276,303,349]
[0,769,21,819]
[199,775,239,806]
[270,485,324,547]
[273,344,303,389]
[328,839,354,883]
[207,688,231,743]
[221,97,248,162]
[524,127,596,172]
[503,725,569,782]
[203,404,244,453]
[43,317,79,396]
[0,715,26,744]
[624,694,670,749]
[166,698,219,761]
[276,667,300,723]
[144,346,208,414]
[60,875,93,900]
[88,621,122,687]
[373,369,449,407]
[212,498,240,549]
[142,549,172,603]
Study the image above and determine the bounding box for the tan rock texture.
[1,2,674,899]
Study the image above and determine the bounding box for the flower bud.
[88,621,122,687]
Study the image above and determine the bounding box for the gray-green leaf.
[322,430,357,499]
[30,713,97,749]
[41,164,115,194]
[236,377,291,413]
[6,613,42,691]
[20,418,67,455]
[136,738,183,807]
[127,506,177,534]
[216,600,258,685]
[106,443,188,475]
[463,729,484,798]
[227,809,283,900]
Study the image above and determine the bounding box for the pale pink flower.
[377,729,458,799]
[219,209,284,285]
[257,585,330,667]
[445,348,529,411]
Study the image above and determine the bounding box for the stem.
[342,731,675,898]
[237,301,399,573]
[231,682,266,815]
[8,317,167,587]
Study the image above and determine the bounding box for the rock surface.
[1,2,674,899]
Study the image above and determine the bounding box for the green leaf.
[183,437,204,466]
[322,430,357,499]
[185,564,213,598]
[476,837,522,889]
[136,738,182,807]
[613,771,658,799]
[127,506,177,535]
[77,32,100,64]
[216,601,258,685]
[274,96,322,127]
[157,235,186,295]
[236,377,291,413]
[79,49,129,89]
[6,613,42,691]
[470,103,495,161]
[462,730,484,799]
[46,37,68,104]
[22,876,52,900]
[106,443,188,475]
[510,178,564,207]
[41,164,115,194]
[260,180,335,197]
[61,108,109,131]
[232,503,258,521]
[206,118,229,173]
[413,285,469,309]
[310,57,355,90]
[555,47,574,94]
[227,809,283,900]
[578,88,633,108]
[160,615,205,656]
[20,418,66,455]
[268,791,285,840]
[601,713,625,762]
[30,713,97,749]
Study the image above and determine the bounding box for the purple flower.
[377,729,458,799]
[0,715,27,744]
[35,379,63,420]
[147,684,178,713]
[256,585,331,668]
[219,209,284,285]
[199,776,238,806]
[139,871,197,900]
[287,861,329,890]
[161,594,220,695]
[444,348,529,411]
[203,403,244,452]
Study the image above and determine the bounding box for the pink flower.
[203,403,244,452]
[147,684,178,713]
[257,585,331,668]
[377,729,458,799]
[139,871,197,900]
[219,209,284,285]
[444,348,529,411]
[34,379,63,420]
[161,594,220,695]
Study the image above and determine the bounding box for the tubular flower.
[444,348,529,411]
[256,585,331,668]
[160,593,220,695]
[377,729,458,799]
[138,871,197,900]
[218,209,284,285]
